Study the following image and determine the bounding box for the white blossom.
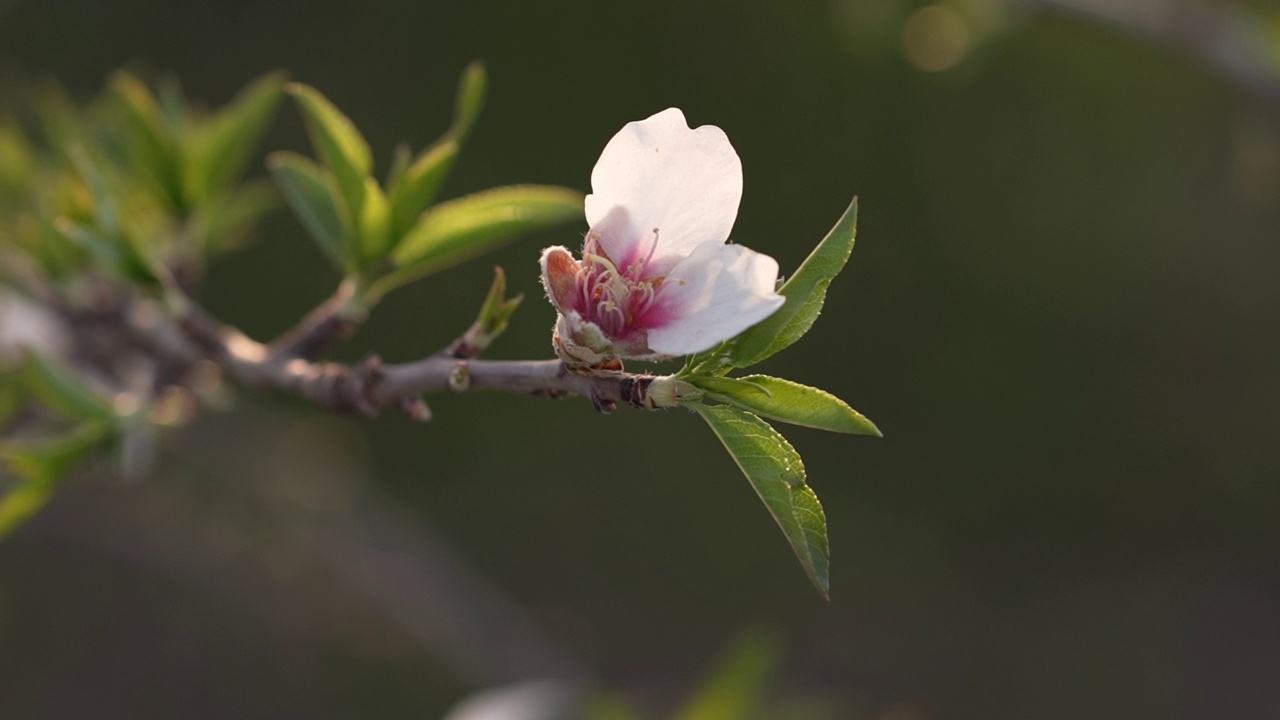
[541,108,783,366]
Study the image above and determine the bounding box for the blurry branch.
[264,277,362,361]
[1036,0,1280,107]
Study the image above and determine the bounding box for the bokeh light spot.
[902,5,971,72]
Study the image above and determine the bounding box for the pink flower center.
[577,227,663,339]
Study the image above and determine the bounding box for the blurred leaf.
[671,630,779,720]
[186,178,279,252]
[385,142,412,193]
[107,71,183,210]
[268,151,350,271]
[388,62,487,239]
[450,61,488,143]
[0,372,24,428]
[689,375,880,436]
[358,176,392,265]
[692,404,830,597]
[186,71,285,204]
[375,185,582,298]
[54,218,160,285]
[287,83,372,240]
[66,144,120,234]
[23,350,117,423]
[0,421,107,540]
[0,117,35,194]
[728,198,858,368]
[154,75,188,133]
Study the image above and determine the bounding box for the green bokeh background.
[3,1,1280,718]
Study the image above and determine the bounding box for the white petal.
[585,108,742,266]
[646,243,784,356]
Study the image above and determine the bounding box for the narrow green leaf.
[0,117,35,192]
[186,178,279,253]
[0,421,107,540]
[388,139,458,238]
[0,372,24,428]
[692,404,831,597]
[287,83,372,238]
[22,351,117,423]
[267,151,350,271]
[154,75,188,133]
[186,71,285,203]
[385,142,412,191]
[53,219,160,286]
[376,185,582,297]
[358,176,392,265]
[453,266,524,355]
[66,143,120,234]
[450,61,487,143]
[690,375,880,436]
[671,630,779,720]
[728,198,858,367]
[107,71,183,210]
[386,63,488,240]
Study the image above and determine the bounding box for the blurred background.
[3,0,1280,717]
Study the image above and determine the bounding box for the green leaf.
[385,142,412,191]
[54,218,160,286]
[268,151,350,271]
[728,197,858,368]
[671,630,779,720]
[0,117,35,192]
[692,404,830,597]
[0,421,107,540]
[388,138,458,239]
[448,266,524,356]
[23,351,117,423]
[689,375,881,436]
[107,71,183,210]
[0,372,24,428]
[358,176,392,265]
[475,266,523,337]
[186,178,279,253]
[387,62,487,239]
[186,71,285,204]
[287,83,373,240]
[449,61,488,143]
[374,185,582,298]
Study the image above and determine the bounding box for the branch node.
[619,375,655,409]
[589,387,617,415]
[447,361,472,393]
[396,395,433,422]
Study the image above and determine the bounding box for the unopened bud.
[642,375,699,410]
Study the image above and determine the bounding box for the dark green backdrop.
[2,1,1279,718]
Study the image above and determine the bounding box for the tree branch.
[168,292,660,418]
[265,278,363,361]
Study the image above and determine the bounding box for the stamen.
[630,227,660,280]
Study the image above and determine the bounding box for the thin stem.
[266,277,363,361]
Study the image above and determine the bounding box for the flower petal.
[585,108,742,266]
[646,243,784,356]
[539,246,581,314]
